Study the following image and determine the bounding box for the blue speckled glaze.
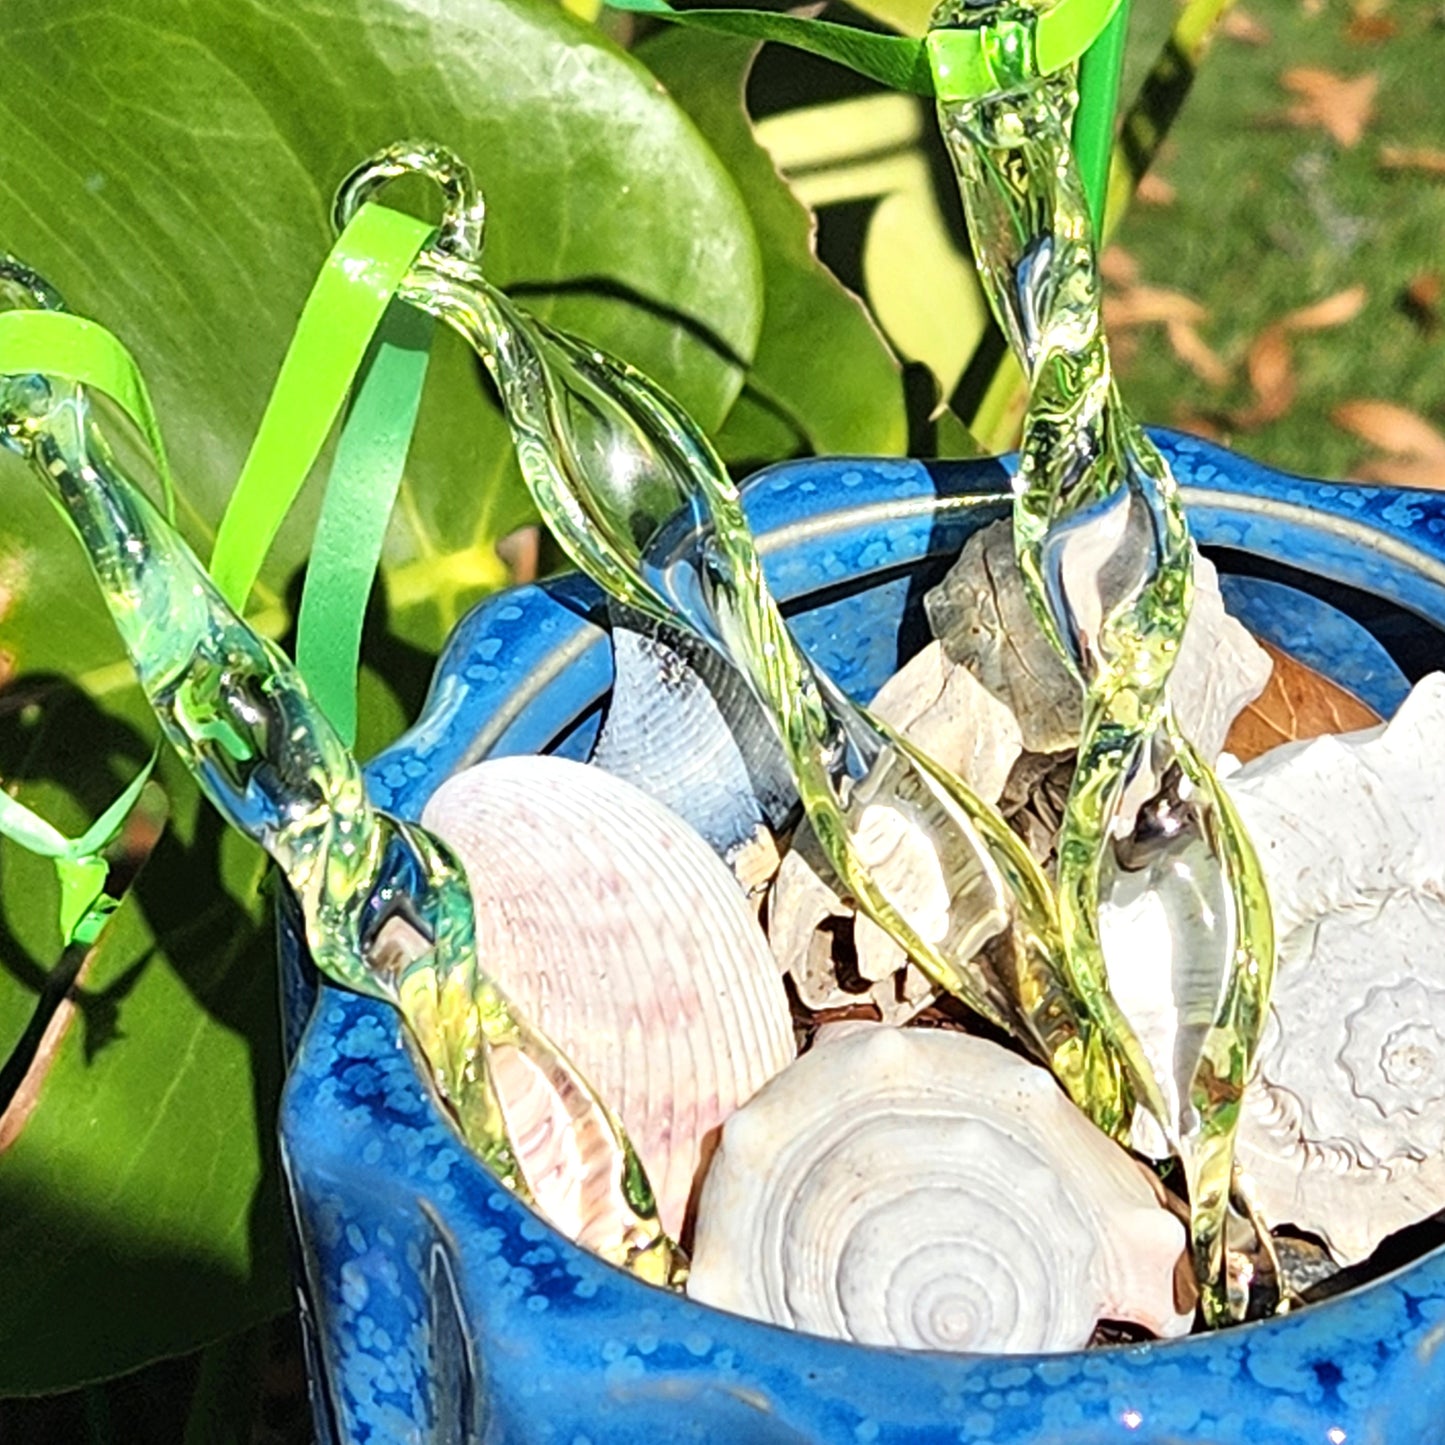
[282,431,1445,1445]
[1215,576,1410,718]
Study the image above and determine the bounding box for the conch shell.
[1222,674,1445,1264]
[688,1027,1192,1352]
[422,753,796,1237]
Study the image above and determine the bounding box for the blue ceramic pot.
[279,431,1445,1445]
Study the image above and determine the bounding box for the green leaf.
[0,754,287,1395]
[0,0,768,1389]
[639,30,908,463]
[841,0,935,40]
[755,93,994,410]
[0,0,765,647]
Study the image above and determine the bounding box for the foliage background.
[0,0,1439,1434]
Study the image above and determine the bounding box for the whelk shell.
[1223,674,1445,1264]
[688,1027,1192,1353]
[422,753,796,1239]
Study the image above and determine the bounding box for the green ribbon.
[294,303,434,746]
[606,0,1123,99]
[208,201,436,746]
[0,311,175,945]
[1074,0,1130,229]
[209,203,434,612]
[1,201,436,943]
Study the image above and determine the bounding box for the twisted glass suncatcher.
[339,145,1144,1136]
[929,0,1275,1321]
[0,261,678,1288]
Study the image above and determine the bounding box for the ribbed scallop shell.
[688,1027,1191,1353]
[421,753,796,1237]
[1225,674,1445,1263]
[590,616,796,862]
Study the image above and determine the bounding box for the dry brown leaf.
[1332,400,1445,460]
[1172,405,1227,443]
[1351,457,1445,488]
[1379,146,1445,176]
[1111,327,1141,373]
[1225,640,1381,763]
[1100,246,1140,286]
[1401,271,1443,335]
[496,524,542,583]
[1347,14,1398,40]
[1165,318,1231,387]
[1334,401,1445,490]
[1223,9,1273,43]
[1103,284,1208,328]
[1281,68,1379,147]
[1283,284,1368,332]
[1229,324,1298,428]
[1137,172,1177,206]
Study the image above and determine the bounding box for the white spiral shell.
[687,1027,1191,1353]
[1226,674,1445,1263]
[421,753,797,1238]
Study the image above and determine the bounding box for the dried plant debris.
[768,642,1022,1022]
[1279,67,1379,148]
[1226,640,1381,762]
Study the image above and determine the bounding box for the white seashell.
[422,753,797,1239]
[924,520,1270,761]
[767,641,1023,1022]
[1218,674,1445,1264]
[688,1027,1192,1352]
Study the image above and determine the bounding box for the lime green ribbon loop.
[209,202,434,616]
[0,311,174,945]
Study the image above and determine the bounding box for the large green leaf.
[0,0,764,641]
[754,92,996,423]
[0,0,768,1390]
[638,29,907,462]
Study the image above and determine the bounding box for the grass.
[1113,0,1445,481]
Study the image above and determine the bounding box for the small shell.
[422,753,796,1238]
[924,520,1270,761]
[767,641,1022,1022]
[688,1027,1191,1353]
[1222,674,1445,1264]
[590,616,796,867]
